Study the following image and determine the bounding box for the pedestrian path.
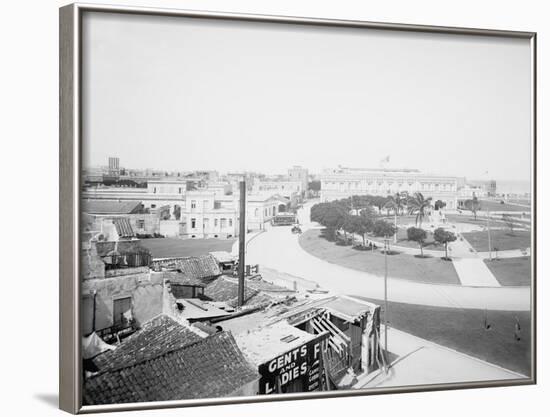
[448,235,501,287]
[452,258,501,287]
[355,326,525,389]
[478,248,531,259]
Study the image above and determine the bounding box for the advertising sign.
[258,332,329,394]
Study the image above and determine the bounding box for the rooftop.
[92,315,204,372]
[176,255,222,283]
[175,299,231,321]
[204,275,294,308]
[84,331,258,405]
[113,218,135,239]
[82,200,143,215]
[159,271,206,287]
[322,296,378,322]
[234,321,318,366]
[209,251,236,264]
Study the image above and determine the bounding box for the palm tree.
[407,192,433,228]
[384,193,406,243]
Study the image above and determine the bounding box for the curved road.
[244,203,531,312]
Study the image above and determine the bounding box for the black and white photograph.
[69,4,534,410]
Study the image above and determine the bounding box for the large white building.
[320,167,459,209]
[182,191,285,238]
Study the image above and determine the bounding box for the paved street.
[241,202,530,311]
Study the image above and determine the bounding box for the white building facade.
[182,191,281,238]
[320,167,459,209]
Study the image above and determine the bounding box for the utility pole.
[486,209,492,261]
[237,180,246,307]
[92,289,97,333]
[384,236,389,358]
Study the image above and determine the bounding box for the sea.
[496,180,531,196]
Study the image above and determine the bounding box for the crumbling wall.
[81,244,105,280]
[81,271,161,334]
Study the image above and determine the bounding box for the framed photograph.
[59,2,536,414]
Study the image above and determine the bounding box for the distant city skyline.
[82,13,532,182]
[84,156,527,184]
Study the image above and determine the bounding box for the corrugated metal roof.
[113,218,135,238]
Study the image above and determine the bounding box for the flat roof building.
[320,166,459,209]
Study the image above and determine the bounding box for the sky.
[82,12,532,181]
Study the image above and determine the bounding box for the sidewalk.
[452,258,501,287]
[355,326,525,389]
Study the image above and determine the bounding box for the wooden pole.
[384,237,389,357]
[487,210,492,261]
[92,290,97,332]
[237,180,246,307]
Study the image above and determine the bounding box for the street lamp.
[486,209,492,261]
[383,236,390,362]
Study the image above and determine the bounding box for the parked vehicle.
[291,224,302,234]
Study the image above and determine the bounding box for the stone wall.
[159,220,183,237]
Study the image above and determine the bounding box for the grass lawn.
[446,214,531,228]
[299,229,460,285]
[446,214,490,226]
[394,228,444,251]
[506,198,531,206]
[479,199,531,213]
[484,257,531,287]
[461,230,531,252]
[138,237,235,258]
[365,216,446,251]
[356,297,531,376]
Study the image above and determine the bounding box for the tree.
[407,227,428,257]
[315,204,348,240]
[310,202,333,223]
[433,227,457,259]
[407,192,433,227]
[352,209,375,246]
[372,219,397,238]
[341,213,355,243]
[371,196,389,214]
[434,200,446,211]
[385,192,407,216]
[464,195,481,220]
[308,180,321,192]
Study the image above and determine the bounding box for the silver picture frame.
[60,2,537,414]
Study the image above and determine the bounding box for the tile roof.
[84,331,258,405]
[161,271,206,287]
[204,276,259,306]
[176,255,222,283]
[82,200,143,215]
[92,315,203,372]
[205,276,294,308]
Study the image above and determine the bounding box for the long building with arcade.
[319,167,459,209]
